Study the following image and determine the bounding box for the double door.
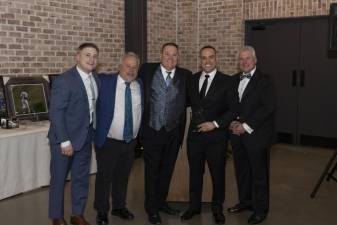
[246,16,337,146]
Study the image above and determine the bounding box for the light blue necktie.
[123,82,133,143]
[165,71,172,86]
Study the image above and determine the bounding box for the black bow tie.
[240,73,252,80]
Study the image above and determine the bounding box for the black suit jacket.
[231,68,276,148]
[187,70,237,142]
[138,63,192,144]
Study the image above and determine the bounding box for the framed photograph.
[4,77,50,121]
[48,74,59,89]
[0,77,8,118]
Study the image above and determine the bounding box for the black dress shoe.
[111,208,134,220]
[96,212,108,225]
[148,213,162,225]
[227,203,252,213]
[248,213,267,224]
[213,212,225,224]
[180,209,201,220]
[52,218,68,225]
[159,204,181,215]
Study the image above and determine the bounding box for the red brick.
[7,19,20,25]
[9,44,22,49]
[1,13,15,19]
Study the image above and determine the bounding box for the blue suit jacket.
[48,66,101,151]
[94,73,144,148]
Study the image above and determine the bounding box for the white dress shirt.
[199,69,217,95]
[160,65,176,81]
[199,69,219,128]
[238,67,256,134]
[238,67,256,102]
[77,66,97,124]
[107,75,142,141]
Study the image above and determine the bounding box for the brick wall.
[147,0,337,74]
[0,0,124,77]
[1,0,337,77]
[244,0,337,19]
[147,0,177,62]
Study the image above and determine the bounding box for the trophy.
[191,108,206,132]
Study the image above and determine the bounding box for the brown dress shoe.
[52,218,68,225]
[70,215,90,225]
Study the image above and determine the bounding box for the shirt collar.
[202,68,217,79]
[117,74,136,85]
[243,67,256,77]
[76,66,92,80]
[160,65,176,78]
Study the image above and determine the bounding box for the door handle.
[292,70,297,87]
[300,70,305,87]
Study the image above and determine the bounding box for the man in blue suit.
[48,43,100,225]
[94,52,143,225]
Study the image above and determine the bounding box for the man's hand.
[61,144,74,156]
[229,121,246,136]
[197,122,216,133]
[229,121,240,131]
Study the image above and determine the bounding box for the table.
[0,121,97,200]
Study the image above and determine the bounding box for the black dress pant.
[187,133,227,213]
[94,138,136,212]
[142,127,180,215]
[231,135,270,215]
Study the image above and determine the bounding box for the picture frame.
[0,76,8,118]
[4,76,50,121]
[48,74,59,89]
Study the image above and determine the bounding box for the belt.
[106,137,135,144]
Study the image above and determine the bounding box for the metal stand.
[310,148,337,198]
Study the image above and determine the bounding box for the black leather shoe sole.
[148,214,162,225]
[111,209,134,220]
[248,214,267,224]
[227,205,252,213]
[159,207,180,216]
[180,210,201,220]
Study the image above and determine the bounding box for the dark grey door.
[299,17,337,139]
[246,16,337,146]
[246,20,301,143]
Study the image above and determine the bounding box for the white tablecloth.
[0,121,97,200]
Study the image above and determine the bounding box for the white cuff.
[213,121,219,128]
[242,123,254,134]
[61,140,71,148]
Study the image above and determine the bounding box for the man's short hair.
[239,45,257,61]
[199,45,217,55]
[120,52,140,66]
[161,42,179,53]
[78,43,99,53]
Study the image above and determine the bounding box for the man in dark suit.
[181,46,236,224]
[93,52,143,225]
[228,45,276,225]
[138,42,192,224]
[48,43,100,225]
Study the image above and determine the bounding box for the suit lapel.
[203,71,220,100]
[137,78,145,114]
[145,64,160,101]
[93,72,100,94]
[172,67,183,86]
[73,67,89,99]
[232,74,241,102]
[191,72,202,103]
[241,71,259,100]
